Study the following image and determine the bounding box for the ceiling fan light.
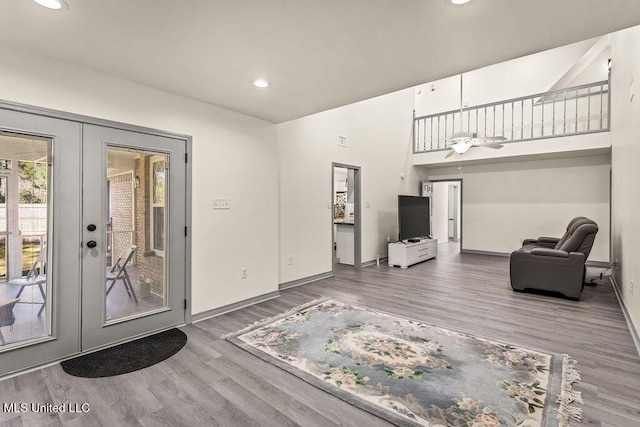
[452,143,471,154]
[253,79,271,88]
[33,0,68,10]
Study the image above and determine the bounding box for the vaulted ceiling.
[1,0,640,123]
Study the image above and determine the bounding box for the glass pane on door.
[0,176,7,280]
[0,134,51,348]
[105,147,167,323]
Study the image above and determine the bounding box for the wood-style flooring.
[1,243,639,426]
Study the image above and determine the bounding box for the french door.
[0,107,188,376]
[0,108,82,376]
[81,124,186,351]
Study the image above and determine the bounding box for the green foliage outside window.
[18,161,47,204]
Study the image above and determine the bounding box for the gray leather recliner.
[510,218,598,299]
[519,216,587,250]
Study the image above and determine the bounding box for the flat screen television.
[398,195,430,241]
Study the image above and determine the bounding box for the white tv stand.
[388,238,437,268]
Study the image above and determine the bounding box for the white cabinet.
[388,238,437,268]
[336,223,354,265]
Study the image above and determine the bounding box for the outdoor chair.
[106,245,138,303]
[6,248,47,316]
[0,298,20,345]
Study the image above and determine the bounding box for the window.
[150,156,166,256]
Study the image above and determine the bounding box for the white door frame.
[331,163,362,270]
[431,178,463,249]
[448,184,460,242]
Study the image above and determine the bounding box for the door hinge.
[165,160,170,170]
[185,226,188,236]
[185,152,188,163]
[184,299,188,310]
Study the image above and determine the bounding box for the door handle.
[86,240,97,248]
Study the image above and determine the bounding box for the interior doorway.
[332,163,361,270]
[430,179,462,250]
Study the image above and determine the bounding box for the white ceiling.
[1,0,640,123]
[0,135,49,162]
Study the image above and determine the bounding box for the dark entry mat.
[61,328,187,378]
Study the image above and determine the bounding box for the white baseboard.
[192,291,280,323]
[279,271,333,290]
[461,249,610,267]
[461,249,510,257]
[610,276,640,358]
[362,257,388,268]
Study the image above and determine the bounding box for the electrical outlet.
[288,255,293,265]
[213,199,230,210]
[241,268,247,279]
[337,135,347,148]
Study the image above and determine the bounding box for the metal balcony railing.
[414,80,610,153]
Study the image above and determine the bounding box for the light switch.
[213,199,230,210]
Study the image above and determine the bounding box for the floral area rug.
[223,298,582,427]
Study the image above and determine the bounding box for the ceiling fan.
[444,74,507,158]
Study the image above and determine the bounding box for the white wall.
[431,182,450,244]
[278,35,616,286]
[0,45,279,315]
[424,155,611,262]
[610,25,640,337]
[415,36,606,117]
[278,89,422,284]
[413,132,611,167]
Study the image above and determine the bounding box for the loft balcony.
[413,80,611,166]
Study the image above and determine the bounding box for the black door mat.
[61,328,187,378]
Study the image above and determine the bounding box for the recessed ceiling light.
[33,0,68,10]
[451,0,471,4]
[253,79,271,88]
